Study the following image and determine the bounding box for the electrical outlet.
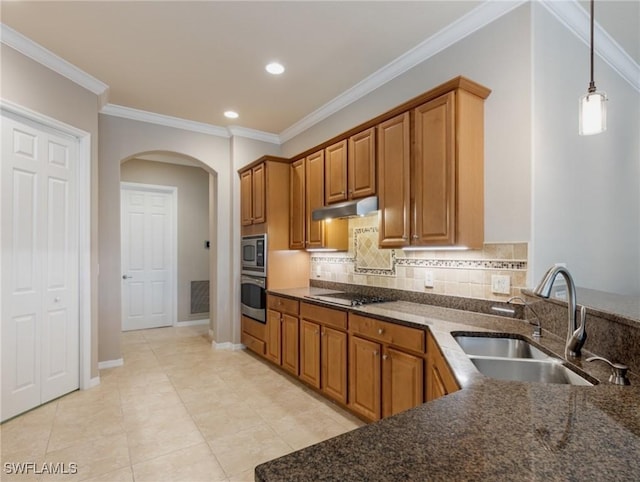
[424,270,434,288]
[491,275,511,295]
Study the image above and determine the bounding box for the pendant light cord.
[589,0,596,93]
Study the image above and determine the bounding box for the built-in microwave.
[241,234,266,277]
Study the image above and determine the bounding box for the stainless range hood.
[311,196,378,221]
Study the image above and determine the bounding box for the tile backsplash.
[310,214,528,301]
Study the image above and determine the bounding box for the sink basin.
[470,358,593,386]
[454,335,552,360]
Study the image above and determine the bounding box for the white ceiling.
[1,1,638,136]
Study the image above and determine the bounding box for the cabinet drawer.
[242,315,266,341]
[349,314,425,354]
[268,295,299,316]
[300,302,347,331]
[242,331,266,356]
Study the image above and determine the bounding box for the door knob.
[122,274,132,279]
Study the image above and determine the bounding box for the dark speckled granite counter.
[256,287,640,481]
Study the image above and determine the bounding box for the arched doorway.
[119,151,216,335]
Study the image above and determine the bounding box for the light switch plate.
[491,275,511,295]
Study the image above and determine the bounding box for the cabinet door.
[281,314,299,376]
[252,163,266,224]
[321,326,348,405]
[305,150,325,248]
[266,309,281,365]
[240,169,253,226]
[413,92,455,245]
[382,347,424,418]
[349,336,381,421]
[348,127,376,199]
[300,320,321,389]
[325,140,348,204]
[377,113,410,248]
[289,159,306,249]
[426,334,459,402]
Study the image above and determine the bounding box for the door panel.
[121,186,175,331]
[299,320,321,389]
[321,326,348,404]
[2,112,79,421]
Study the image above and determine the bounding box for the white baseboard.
[87,376,100,389]
[176,318,209,327]
[212,341,245,351]
[98,358,124,370]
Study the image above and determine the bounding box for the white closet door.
[1,112,79,421]
[121,186,174,331]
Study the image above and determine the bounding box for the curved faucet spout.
[533,265,587,357]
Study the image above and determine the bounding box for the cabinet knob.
[341,191,345,195]
[377,328,384,335]
[373,350,379,357]
[315,330,319,335]
[382,354,389,360]
[412,234,419,239]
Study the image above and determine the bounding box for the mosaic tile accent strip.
[310,256,355,264]
[395,258,527,271]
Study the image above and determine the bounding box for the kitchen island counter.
[256,288,640,481]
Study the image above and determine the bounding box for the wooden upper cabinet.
[413,92,455,245]
[289,159,306,249]
[251,163,266,224]
[377,112,410,248]
[412,89,485,248]
[240,169,253,226]
[239,163,266,226]
[325,140,348,204]
[305,150,325,248]
[348,127,376,200]
[325,129,376,205]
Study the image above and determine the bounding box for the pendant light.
[579,0,607,136]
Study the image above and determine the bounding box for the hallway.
[1,326,364,481]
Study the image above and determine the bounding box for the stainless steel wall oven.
[240,275,266,323]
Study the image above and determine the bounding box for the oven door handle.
[241,276,266,288]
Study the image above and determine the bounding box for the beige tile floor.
[1,325,365,481]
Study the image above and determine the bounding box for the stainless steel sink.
[454,335,552,360]
[453,333,594,386]
[470,357,593,386]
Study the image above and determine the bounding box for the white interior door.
[1,111,79,422]
[121,184,176,331]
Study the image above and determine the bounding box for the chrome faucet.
[533,265,587,358]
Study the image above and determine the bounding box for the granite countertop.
[257,287,640,481]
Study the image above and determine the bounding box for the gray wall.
[1,44,101,379]
[531,3,640,295]
[120,158,211,323]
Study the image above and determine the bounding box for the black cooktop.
[305,292,389,307]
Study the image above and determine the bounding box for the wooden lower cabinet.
[266,309,282,365]
[281,314,299,376]
[382,347,424,418]
[426,333,460,401]
[349,336,382,421]
[321,326,348,405]
[300,320,321,389]
[241,315,267,357]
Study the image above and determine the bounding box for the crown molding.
[227,125,281,144]
[539,0,639,93]
[1,23,108,96]
[279,0,527,143]
[101,104,282,143]
[100,104,229,137]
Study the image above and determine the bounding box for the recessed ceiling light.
[265,62,285,75]
[224,111,239,119]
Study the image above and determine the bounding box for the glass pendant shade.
[579,90,607,136]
